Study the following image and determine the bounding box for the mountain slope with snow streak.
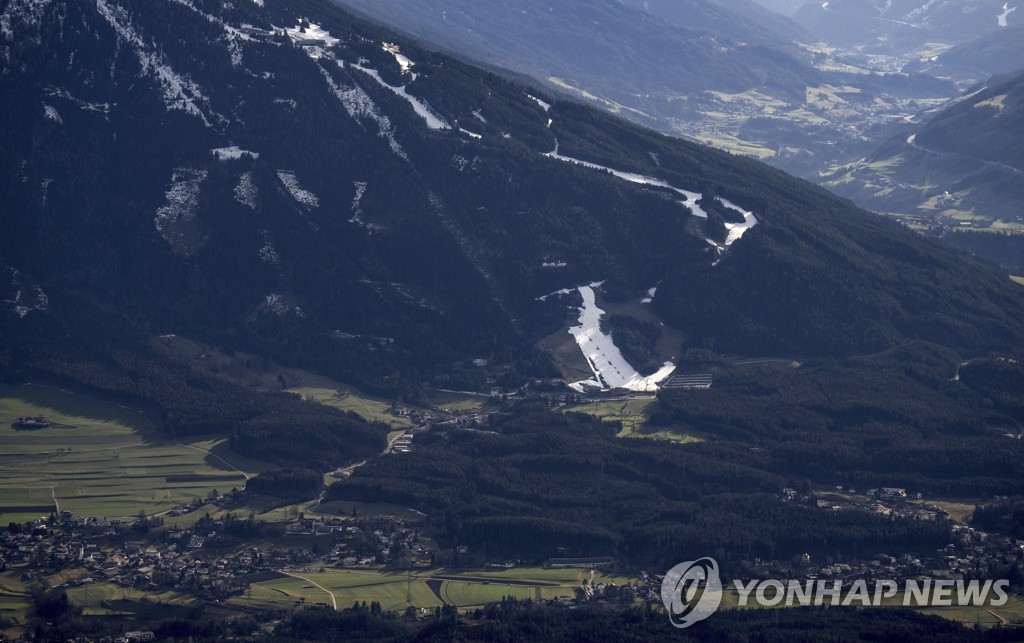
[3,0,1024,389]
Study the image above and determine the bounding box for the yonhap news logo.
[660,558,724,628]
[661,557,1011,629]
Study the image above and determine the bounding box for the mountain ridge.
[2,0,1023,403]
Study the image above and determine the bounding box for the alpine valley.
[2,0,1024,640]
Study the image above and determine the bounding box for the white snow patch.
[298,45,326,60]
[905,0,940,22]
[544,144,758,254]
[263,293,305,318]
[907,133,917,145]
[286,22,339,47]
[472,109,487,124]
[351,64,450,130]
[167,0,256,59]
[718,198,759,247]
[1,266,48,318]
[155,168,207,249]
[276,170,319,208]
[234,172,258,209]
[227,39,244,67]
[319,65,408,161]
[212,145,259,161]
[383,42,417,79]
[998,3,1017,26]
[703,198,759,257]
[350,180,367,217]
[258,231,280,265]
[526,94,551,111]
[536,287,575,302]
[42,104,61,123]
[1,0,50,52]
[95,0,222,128]
[459,128,482,139]
[45,87,111,115]
[546,141,706,217]
[568,285,675,392]
[348,180,382,232]
[641,286,657,304]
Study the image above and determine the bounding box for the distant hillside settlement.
[12,415,51,429]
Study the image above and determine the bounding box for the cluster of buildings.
[783,523,1024,588]
[2,509,436,605]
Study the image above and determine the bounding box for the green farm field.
[0,384,269,522]
[244,567,636,613]
[151,334,416,428]
[562,398,701,443]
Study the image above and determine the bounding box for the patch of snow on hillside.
[212,146,259,161]
[641,286,657,304]
[319,66,408,161]
[40,178,52,207]
[568,284,675,392]
[42,104,61,123]
[352,64,450,130]
[998,3,1017,26]
[904,0,940,22]
[546,141,706,217]
[167,0,257,50]
[286,22,339,46]
[234,172,257,209]
[155,168,207,250]
[460,128,482,139]
[2,267,49,318]
[0,0,50,48]
[536,287,575,302]
[718,198,759,246]
[349,181,381,232]
[276,170,319,208]
[350,181,367,217]
[526,94,551,111]
[262,293,305,318]
[44,87,111,115]
[258,230,279,265]
[227,39,244,67]
[95,0,223,128]
[472,109,487,124]
[452,155,480,172]
[383,42,417,79]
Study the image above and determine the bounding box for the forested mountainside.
[618,0,810,45]
[328,0,961,183]
[824,69,1024,242]
[2,0,1024,397]
[909,26,1024,80]
[3,3,1024,637]
[331,0,816,105]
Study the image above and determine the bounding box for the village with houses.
[3,479,1024,623]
